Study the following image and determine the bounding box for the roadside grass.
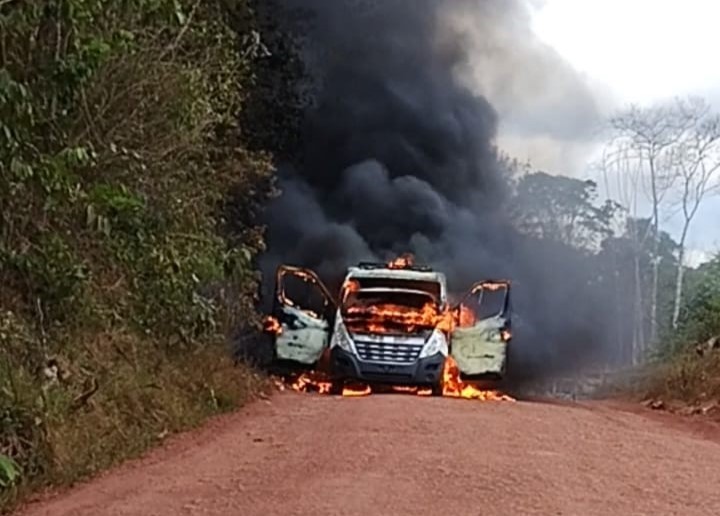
[1,330,269,513]
[643,351,720,407]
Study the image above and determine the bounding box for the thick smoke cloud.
[257,0,614,383]
[438,0,607,174]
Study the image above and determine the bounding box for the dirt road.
[18,393,720,516]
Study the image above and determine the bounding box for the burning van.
[267,257,512,393]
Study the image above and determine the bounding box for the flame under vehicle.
[269,259,512,393]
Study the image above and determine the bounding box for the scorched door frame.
[450,280,512,378]
[272,265,336,366]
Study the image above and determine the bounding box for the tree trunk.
[649,155,660,346]
[672,223,690,329]
[650,247,659,345]
[633,251,645,364]
[613,265,624,367]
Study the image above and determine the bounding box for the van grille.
[354,340,424,364]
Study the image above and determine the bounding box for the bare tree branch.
[669,102,720,328]
[601,96,718,357]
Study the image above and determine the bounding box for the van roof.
[345,266,446,283]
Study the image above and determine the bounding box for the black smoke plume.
[254,0,616,384]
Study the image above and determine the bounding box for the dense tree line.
[0,0,275,506]
[510,163,718,370]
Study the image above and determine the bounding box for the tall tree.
[597,145,649,361]
[669,101,720,328]
[609,98,696,347]
[513,172,619,251]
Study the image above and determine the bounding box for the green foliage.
[513,172,621,250]
[674,256,720,345]
[0,0,274,335]
[240,0,309,160]
[5,234,89,323]
[644,256,720,404]
[0,0,274,510]
[0,456,20,489]
[87,184,147,237]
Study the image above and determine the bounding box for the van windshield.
[349,278,441,299]
[342,288,440,335]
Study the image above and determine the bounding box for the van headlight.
[419,330,448,358]
[331,320,356,354]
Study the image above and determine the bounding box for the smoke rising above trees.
[246,0,720,382]
[248,0,627,382]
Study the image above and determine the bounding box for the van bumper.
[330,347,445,386]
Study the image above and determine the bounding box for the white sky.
[528,0,720,262]
[531,0,720,105]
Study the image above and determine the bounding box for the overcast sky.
[525,0,720,262]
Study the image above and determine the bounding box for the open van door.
[450,280,511,379]
[272,265,335,366]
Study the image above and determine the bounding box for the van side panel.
[275,305,330,364]
[451,316,507,376]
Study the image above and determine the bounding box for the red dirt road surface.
[18,394,720,516]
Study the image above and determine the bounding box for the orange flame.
[277,372,372,397]
[341,279,360,303]
[344,301,441,335]
[477,281,509,292]
[342,300,496,339]
[263,315,283,336]
[441,357,514,401]
[287,372,334,394]
[435,310,456,333]
[390,386,433,396]
[343,301,489,336]
[342,384,372,397]
[457,305,476,328]
[276,356,513,401]
[387,253,415,269]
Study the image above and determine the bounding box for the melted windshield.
[342,289,440,335]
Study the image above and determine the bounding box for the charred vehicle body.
[269,261,512,391]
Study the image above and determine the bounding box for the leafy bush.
[677,258,720,341]
[0,456,19,489]
[646,256,720,403]
[0,0,274,510]
[656,257,720,356]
